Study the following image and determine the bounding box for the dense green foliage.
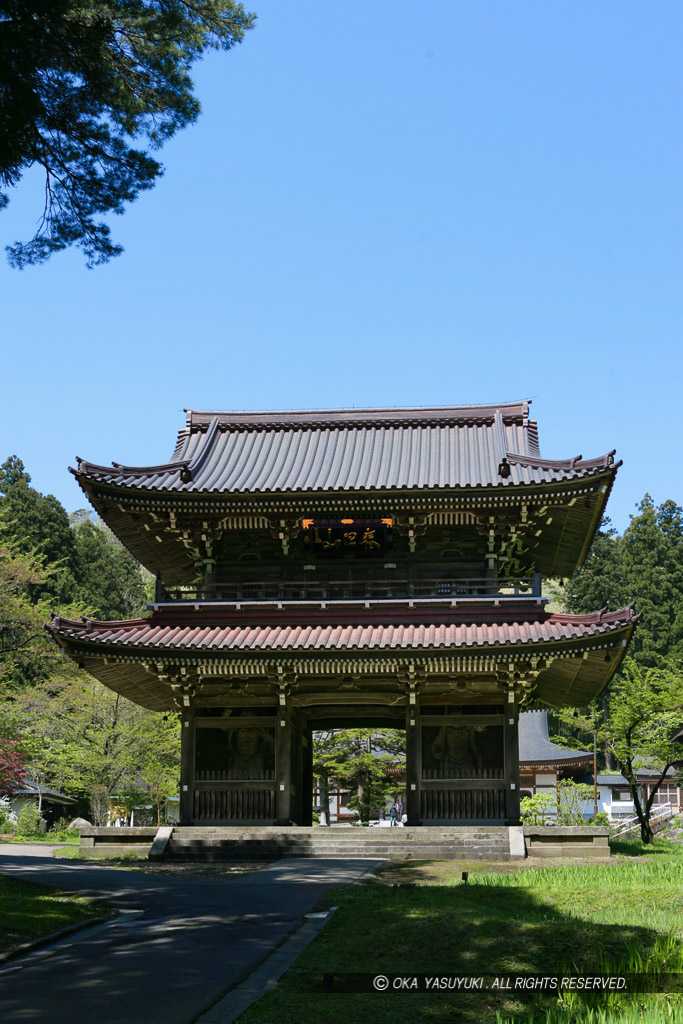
[0,0,256,267]
[564,496,683,665]
[313,729,405,823]
[0,455,179,820]
[520,780,596,826]
[608,661,683,842]
[0,456,80,605]
[15,802,43,838]
[552,495,683,841]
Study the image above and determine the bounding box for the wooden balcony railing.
[155,574,542,605]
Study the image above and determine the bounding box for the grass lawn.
[236,840,683,1024]
[0,875,108,956]
[0,830,81,846]
[0,837,80,846]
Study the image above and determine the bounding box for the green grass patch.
[53,847,149,863]
[236,847,683,1024]
[610,836,683,858]
[0,875,107,955]
[0,827,81,846]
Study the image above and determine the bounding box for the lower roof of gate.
[46,605,638,712]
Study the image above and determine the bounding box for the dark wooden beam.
[405,696,421,825]
[504,699,521,823]
[275,705,293,824]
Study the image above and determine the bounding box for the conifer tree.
[0,0,256,266]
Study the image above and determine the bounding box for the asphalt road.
[0,845,378,1024]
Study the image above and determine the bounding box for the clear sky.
[2,1,681,533]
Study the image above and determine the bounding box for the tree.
[620,497,683,666]
[0,737,27,794]
[136,713,180,824]
[558,498,683,770]
[0,457,177,814]
[0,457,80,605]
[563,521,627,616]
[71,516,148,619]
[89,784,110,826]
[12,666,179,807]
[607,660,683,843]
[555,778,594,825]
[0,539,63,691]
[0,0,256,267]
[313,729,405,824]
[0,459,148,657]
[564,498,683,666]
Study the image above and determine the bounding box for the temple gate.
[48,401,637,826]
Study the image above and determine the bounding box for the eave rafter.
[49,609,636,713]
[77,472,616,584]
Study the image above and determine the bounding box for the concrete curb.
[195,861,383,1024]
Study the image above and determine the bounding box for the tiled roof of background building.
[518,710,592,764]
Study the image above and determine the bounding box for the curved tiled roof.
[47,607,637,655]
[73,401,618,495]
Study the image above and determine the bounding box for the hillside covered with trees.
[0,455,179,824]
[551,496,683,840]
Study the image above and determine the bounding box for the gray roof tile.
[75,401,618,495]
[48,607,637,653]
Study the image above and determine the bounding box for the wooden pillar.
[179,706,195,825]
[405,696,421,825]
[504,697,521,823]
[275,705,293,824]
[300,721,313,827]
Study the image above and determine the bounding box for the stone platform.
[78,824,611,861]
[162,825,519,862]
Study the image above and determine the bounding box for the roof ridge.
[185,401,532,431]
[548,606,639,625]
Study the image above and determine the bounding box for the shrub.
[555,779,593,825]
[0,794,18,832]
[590,811,610,827]
[520,791,556,825]
[50,818,72,842]
[16,803,45,838]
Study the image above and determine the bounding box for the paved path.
[0,845,379,1024]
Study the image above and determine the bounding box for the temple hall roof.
[518,710,592,766]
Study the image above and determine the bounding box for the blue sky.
[1,1,681,533]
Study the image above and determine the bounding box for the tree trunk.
[319,773,330,826]
[629,778,653,843]
[602,695,614,769]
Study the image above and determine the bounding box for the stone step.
[169,838,507,846]
[166,846,509,862]
[164,824,513,862]
[170,827,510,839]
[167,835,505,843]
[167,831,509,843]
[169,841,506,851]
